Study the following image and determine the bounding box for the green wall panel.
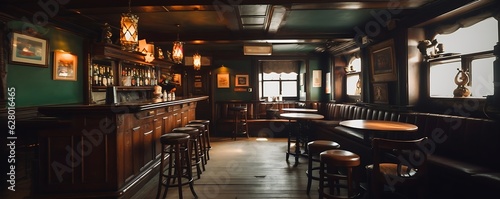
[7,21,84,107]
[212,59,253,101]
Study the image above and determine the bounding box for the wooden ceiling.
[2,0,480,56]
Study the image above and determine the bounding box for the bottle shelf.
[92,86,155,92]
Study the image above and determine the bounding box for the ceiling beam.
[39,0,438,9]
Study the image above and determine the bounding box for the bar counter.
[34,96,208,199]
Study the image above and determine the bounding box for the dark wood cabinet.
[36,96,205,199]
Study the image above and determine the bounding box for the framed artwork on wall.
[52,51,77,81]
[217,73,229,88]
[373,83,389,104]
[313,70,321,87]
[10,32,48,67]
[173,73,182,85]
[235,74,249,87]
[370,39,397,82]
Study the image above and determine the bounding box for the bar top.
[38,95,209,116]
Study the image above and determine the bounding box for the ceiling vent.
[243,44,272,56]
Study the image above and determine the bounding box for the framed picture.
[10,32,48,67]
[235,74,249,87]
[325,72,331,94]
[373,83,389,104]
[313,70,321,87]
[53,51,77,81]
[370,39,397,82]
[173,73,182,85]
[217,73,230,88]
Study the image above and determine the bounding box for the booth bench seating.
[214,101,320,137]
[309,102,500,198]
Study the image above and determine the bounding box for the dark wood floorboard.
[131,137,321,199]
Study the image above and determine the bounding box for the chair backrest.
[371,137,429,187]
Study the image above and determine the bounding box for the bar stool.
[172,127,203,179]
[306,140,340,195]
[185,123,208,167]
[319,149,360,199]
[228,106,249,140]
[188,120,211,160]
[156,133,197,199]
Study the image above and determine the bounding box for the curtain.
[433,8,500,35]
[262,61,299,73]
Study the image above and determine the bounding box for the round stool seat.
[172,127,199,133]
[160,133,190,145]
[229,106,247,111]
[185,123,205,132]
[308,140,340,155]
[189,120,210,124]
[320,149,360,167]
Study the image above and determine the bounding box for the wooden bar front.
[34,96,208,199]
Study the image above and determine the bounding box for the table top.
[280,112,324,120]
[281,108,318,113]
[339,119,418,132]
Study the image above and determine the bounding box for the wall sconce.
[120,0,138,52]
[193,52,201,70]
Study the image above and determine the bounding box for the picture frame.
[10,32,48,67]
[373,83,389,104]
[235,74,249,87]
[53,51,77,81]
[217,73,230,88]
[312,70,321,87]
[370,39,397,82]
[173,73,182,86]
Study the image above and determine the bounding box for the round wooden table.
[339,119,418,141]
[281,108,318,113]
[280,113,324,165]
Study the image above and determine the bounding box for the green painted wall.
[7,21,84,107]
[212,59,253,101]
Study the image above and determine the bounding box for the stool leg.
[184,141,198,198]
[307,154,313,195]
[156,145,166,199]
[319,162,325,199]
[244,111,249,139]
[175,144,183,199]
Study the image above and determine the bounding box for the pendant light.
[120,0,139,51]
[172,24,183,64]
[193,52,201,70]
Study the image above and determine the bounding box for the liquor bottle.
[109,66,114,86]
[98,65,103,86]
[131,68,137,86]
[93,64,99,86]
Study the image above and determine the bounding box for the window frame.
[427,50,494,99]
[259,71,299,101]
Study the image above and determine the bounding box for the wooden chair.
[366,137,429,199]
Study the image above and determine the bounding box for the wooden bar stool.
[319,149,360,199]
[156,133,197,199]
[188,120,212,160]
[228,106,249,140]
[172,127,203,179]
[306,140,340,195]
[185,123,208,167]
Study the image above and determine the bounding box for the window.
[346,56,362,96]
[259,61,299,100]
[429,17,497,98]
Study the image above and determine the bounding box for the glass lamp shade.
[193,53,201,70]
[172,41,183,64]
[120,12,139,52]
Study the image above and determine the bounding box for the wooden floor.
[131,137,322,199]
